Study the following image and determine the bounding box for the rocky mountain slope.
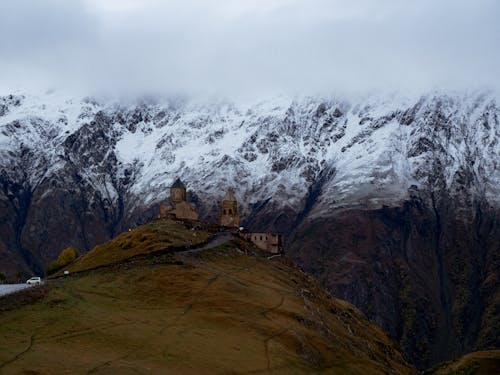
[0,219,417,374]
[425,350,500,374]
[0,90,499,368]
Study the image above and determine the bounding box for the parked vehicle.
[26,277,42,285]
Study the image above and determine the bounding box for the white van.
[26,277,42,285]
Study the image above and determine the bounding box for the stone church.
[158,179,283,254]
[158,178,199,220]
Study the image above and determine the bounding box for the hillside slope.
[425,350,500,375]
[0,219,416,374]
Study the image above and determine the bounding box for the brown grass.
[62,219,212,274]
[0,221,417,374]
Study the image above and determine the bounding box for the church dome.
[171,178,186,189]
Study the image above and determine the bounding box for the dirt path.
[179,231,234,254]
[0,334,35,370]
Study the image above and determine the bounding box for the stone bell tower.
[220,188,240,227]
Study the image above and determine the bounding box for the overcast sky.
[0,0,499,97]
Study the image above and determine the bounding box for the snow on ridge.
[1,90,499,216]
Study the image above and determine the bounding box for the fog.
[0,0,499,97]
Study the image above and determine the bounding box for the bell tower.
[220,188,240,227]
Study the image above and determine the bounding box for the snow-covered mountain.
[1,89,499,273]
[1,90,499,369]
[1,90,499,222]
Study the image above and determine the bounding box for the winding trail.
[179,232,234,254]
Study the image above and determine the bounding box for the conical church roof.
[223,188,237,202]
[171,178,186,189]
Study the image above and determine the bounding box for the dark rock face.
[286,196,500,369]
[0,170,157,279]
[0,174,42,277]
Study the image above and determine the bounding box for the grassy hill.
[425,350,500,375]
[0,219,417,374]
[62,219,213,273]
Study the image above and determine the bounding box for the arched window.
[229,209,232,214]
[223,209,226,214]
[260,236,262,241]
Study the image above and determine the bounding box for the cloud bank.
[0,0,499,96]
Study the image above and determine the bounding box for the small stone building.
[242,232,284,254]
[158,178,199,221]
[220,188,240,227]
